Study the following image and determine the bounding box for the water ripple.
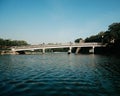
[0,54,120,96]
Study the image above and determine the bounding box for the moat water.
[0,53,120,96]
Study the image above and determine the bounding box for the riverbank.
[0,50,47,55]
[0,50,18,55]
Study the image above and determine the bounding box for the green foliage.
[84,23,120,43]
[75,38,83,43]
[85,32,104,42]
[0,38,28,47]
[74,22,120,54]
[108,23,120,40]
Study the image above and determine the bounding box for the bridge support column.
[89,46,95,54]
[68,47,72,54]
[75,47,81,54]
[75,39,83,54]
[11,48,19,54]
[42,48,45,54]
[92,46,95,54]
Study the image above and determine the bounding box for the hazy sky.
[0,0,120,44]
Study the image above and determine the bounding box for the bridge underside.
[15,48,69,54]
[14,47,97,54]
[17,51,26,54]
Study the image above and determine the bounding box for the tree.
[0,38,4,46]
[108,23,120,40]
[75,22,120,54]
[85,32,105,43]
[0,38,29,48]
[75,38,83,43]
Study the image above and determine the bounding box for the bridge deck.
[11,43,107,51]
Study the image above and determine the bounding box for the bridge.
[11,42,106,54]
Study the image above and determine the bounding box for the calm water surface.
[0,53,120,96]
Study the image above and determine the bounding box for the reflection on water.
[0,53,120,96]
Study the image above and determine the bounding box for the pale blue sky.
[0,0,120,44]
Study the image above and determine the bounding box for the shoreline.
[0,50,18,55]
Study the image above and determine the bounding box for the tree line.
[75,22,120,43]
[0,38,28,48]
[75,22,120,54]
[85,23,120,43]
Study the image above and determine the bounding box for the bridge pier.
[75,47,81,54]
[42,48,45,54]
[68,47,72,54]
[92,46,95,53]
[89,46,95,54]
[75,39,83,54]
[11,48,19,54]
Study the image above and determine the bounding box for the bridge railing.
[74,43,102,45]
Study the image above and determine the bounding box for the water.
[0,53,120,96]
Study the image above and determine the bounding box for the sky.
[0,0,120,44]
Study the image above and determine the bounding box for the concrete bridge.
[11,42,106,54]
